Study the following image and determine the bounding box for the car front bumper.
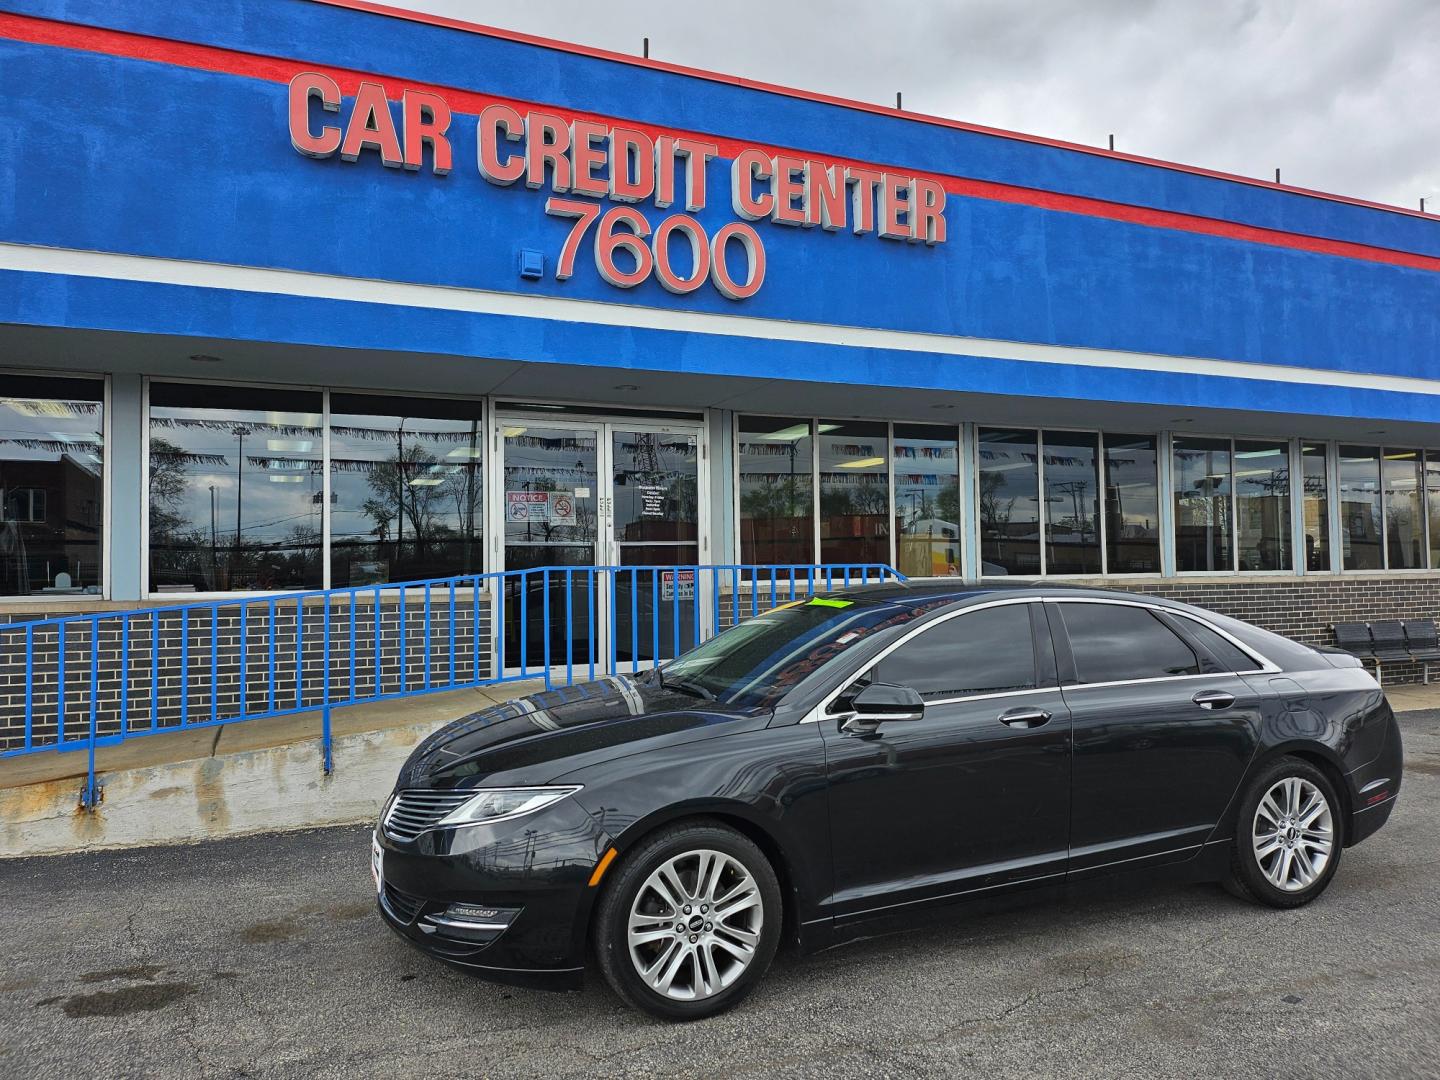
[370,799,611,991]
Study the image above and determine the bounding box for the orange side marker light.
[588,847,619,887]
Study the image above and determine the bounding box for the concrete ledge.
[0,680,545,858]
[0,681,544,791]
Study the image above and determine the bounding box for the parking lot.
[2,709,1437,1079]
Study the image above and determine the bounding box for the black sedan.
[372,584,1403,1020]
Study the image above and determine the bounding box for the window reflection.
[1043,431,1100,574]
[1383,449,1424,569]
[328,394,483,587]
[739,416,814,564]
[0,375,104,595]
[819,420,888,565]
[1102,434,1159,574]
[1234,440,1291,571]
[1339,446,1383,570]
[149,383,322,592]
[1301,445,1330,571]
[893,423,960,577]
[1428,451,1440,571]
[612,431,698,544]
[978,429,1039,576]
[1173,437,1233,572]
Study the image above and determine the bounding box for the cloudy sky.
[386,0,1436,210]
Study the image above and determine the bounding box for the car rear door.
[818,599,1072,921]
[1050,599,1266,877]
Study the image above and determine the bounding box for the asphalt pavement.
[3,710,1439,1079]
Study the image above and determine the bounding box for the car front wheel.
[1226,756,1344,908]
[594,821,782,1020]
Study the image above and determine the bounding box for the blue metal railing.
[0,563,904,808]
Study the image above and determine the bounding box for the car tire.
[1224,755,1344,909]
[594,820,782,1021]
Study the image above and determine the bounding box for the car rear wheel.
[1225,756,1343,908]
[594,821,782,1020]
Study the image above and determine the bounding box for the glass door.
[494,416,707,675]
[498,420,601,674]
[610,426,702,666]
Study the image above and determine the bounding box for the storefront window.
[978,429,1040,576]
[149,383,323,591]
[1043,431,1101,575]
[1234,440,1291,571]
[1383,448,1425,569]
[1173,437,1233,572]
[0,375,104,596]
[1338,446,1383,571]
[893,424,960,577]
[819,420,888,566]
[328,394,483,587]
[1301,444,1330,571]
[1102,434,1159,574]
[738,416,814,564]
[1428,451,1440,571]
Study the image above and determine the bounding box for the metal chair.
[1370,620,1410,685]
[1332,622,1380,681]
[1403,619,1440,684]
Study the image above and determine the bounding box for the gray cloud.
[386,0,1438,209]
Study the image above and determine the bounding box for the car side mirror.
[835,681,925,734]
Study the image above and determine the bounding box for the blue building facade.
[0,0,1437,669]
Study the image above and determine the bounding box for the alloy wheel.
[626,848,764,1001]
[1252,776,1334,892]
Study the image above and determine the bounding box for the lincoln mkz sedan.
[372,584,1402,1020]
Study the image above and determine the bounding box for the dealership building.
[2,0,1440,697]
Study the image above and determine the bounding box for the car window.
[1058,603,1200,683]
[1175,616,1262,673]
[872,603,1037,699]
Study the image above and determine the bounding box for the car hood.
[395,674,768,789]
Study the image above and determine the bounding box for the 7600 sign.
[546,198,765,300]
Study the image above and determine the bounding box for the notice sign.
[638,484,666,517]
[506,490,549,521]
[661,569,696,602]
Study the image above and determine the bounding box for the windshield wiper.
[659,671,716,701]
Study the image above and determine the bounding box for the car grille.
[380,882,425,924]
[382,789,474,842]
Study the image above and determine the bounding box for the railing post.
[322,592,332,776]
[80,617,101,811]
[542,569,552,690]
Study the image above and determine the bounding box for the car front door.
[818,600,1072,922]
[1051,599,1266,876]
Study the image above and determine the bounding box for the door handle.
[998,707,1051,729]
[1192,690,1236,711]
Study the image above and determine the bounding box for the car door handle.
[1192,690,1236,711]
[998,707,1051,729]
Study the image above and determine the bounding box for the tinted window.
[874,604,1037,699]
[1175,617,1261,673]
[1059,603,1199,683]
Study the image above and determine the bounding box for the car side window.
[1174,616,1262,673]
[1058,603,1200,684]
[872,604,1037,700]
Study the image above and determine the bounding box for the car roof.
[830,580,1171,608]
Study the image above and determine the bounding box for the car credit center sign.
[287,73,948,300]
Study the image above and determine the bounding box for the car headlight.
[434,786,583,829]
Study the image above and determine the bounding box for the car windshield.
[658,596,928,708]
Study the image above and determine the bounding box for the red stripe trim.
[4,10,1439,275]
[314,0,1433,223]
